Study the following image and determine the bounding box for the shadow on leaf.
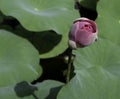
[14,26,62,54]
[31,31,62,54]
[45,86,63,99]
[0,16,62,55]
[14,81,38,99]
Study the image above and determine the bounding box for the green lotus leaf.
[58,0,120,98]
[96,0,120,45]
[13,25,68,58]
[0,80,63,99]
[0,0,80,58]
[0,0,79,34]
[57,38,120,99]
[0,30,42,87]
[39,30,68,58]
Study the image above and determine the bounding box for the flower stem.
[66,48,73,83]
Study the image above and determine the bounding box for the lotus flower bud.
[68,17,98,49]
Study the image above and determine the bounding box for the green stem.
[66,48,72,83]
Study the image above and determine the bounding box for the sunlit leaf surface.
[57,0,120,98]
[0,80,63,99]
[0,0,79,34]
[0,30,42,87]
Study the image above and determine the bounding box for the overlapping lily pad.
[14,25,68,58]
[96,0,120,45]
[39,31,68,58]
[57,38,120,99]
[0,30,42,87]
[57,0,120,98]
[0,0,79,34]
[0,80,63,99]
[0,0,80,58]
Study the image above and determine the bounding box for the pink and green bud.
[68,17,98,49]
